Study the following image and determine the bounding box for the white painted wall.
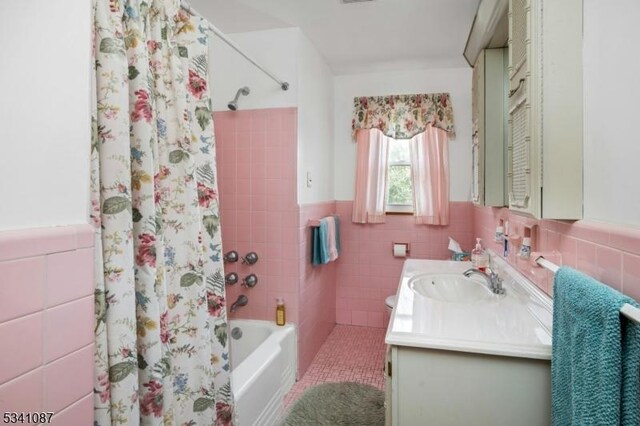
[9,3,632,228]
[0,0,91,231]
[209,28,298,111]
[333,68,473,201]
[297,33,335,204]
[583,0,640,227]
[209,27,334,204]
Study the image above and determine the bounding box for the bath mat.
[281,382,385,425]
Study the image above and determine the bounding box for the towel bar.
[307,214,340,227]
[535,256,640,325]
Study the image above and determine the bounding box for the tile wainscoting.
[214,108,338,375]
[298,202,337,376]
[473,206,640,300]
[0,225,94,425]
[335,201,475,328]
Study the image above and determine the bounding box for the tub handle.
[242,274,258,288]
[241,252,259,265]
[225,272,239,285]
[224,250,239,263]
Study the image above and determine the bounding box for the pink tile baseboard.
[0,225,94,424]
[473,206,640,301]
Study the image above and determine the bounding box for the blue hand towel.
[552,267,640,426]
[334,215,341,254]
[311,219,330,265]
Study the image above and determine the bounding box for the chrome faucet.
[463,268,505,295]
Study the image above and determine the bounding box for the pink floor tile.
[284,325,386,408]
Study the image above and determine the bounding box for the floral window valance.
[352,93,455,140]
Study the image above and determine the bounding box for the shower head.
[227,86,250,111]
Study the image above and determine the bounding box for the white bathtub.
[229,320,297,426]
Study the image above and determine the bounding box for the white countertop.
[385,254,553,360]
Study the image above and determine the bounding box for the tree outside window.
[386,138,413,213]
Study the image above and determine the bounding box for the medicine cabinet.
[466,0,584,219]
[506,0,583,219]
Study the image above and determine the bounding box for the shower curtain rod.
[180,1,290,91]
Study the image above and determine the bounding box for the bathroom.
[0,0,639,424]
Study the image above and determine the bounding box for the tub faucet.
[230,295,248,313]
[463,268,505,295]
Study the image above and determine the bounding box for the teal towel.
[311,219,330,265]
[552,267,640,426]
[334,215,341,254]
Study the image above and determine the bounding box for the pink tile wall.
[214,108,341,376]
[298,202,337,376]
[0,225,94,423]
[473,206,640,300]
[214,108,300,325]
[335,201,475,328]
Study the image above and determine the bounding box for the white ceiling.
[188,0,480,74]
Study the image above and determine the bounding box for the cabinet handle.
[509,78,525,98]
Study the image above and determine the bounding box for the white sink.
[385,255,553,360]
[408,273,493,303]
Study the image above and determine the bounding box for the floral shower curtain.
[91,1,233,424]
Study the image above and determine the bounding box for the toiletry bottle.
[519,237,531,259]
[276,298,286,326]
[503,221,510,257]
[471,238,489,272]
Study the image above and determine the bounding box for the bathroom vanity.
[384,255,552,425]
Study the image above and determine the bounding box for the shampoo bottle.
[276,298,286,326]
[471,238,489,272]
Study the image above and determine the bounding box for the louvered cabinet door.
[505,0,583,219]
[508,96,531,210]
[507,0,537,215]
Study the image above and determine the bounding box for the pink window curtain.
[352,129,389,223]
[409,127,450,225]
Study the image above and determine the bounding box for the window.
[386,138,413,213]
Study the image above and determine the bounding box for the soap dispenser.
[471,238,489,272]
